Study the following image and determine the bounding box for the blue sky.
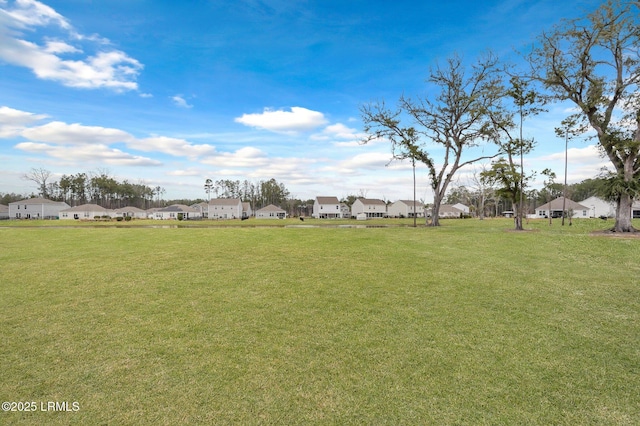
[0,0,607,202]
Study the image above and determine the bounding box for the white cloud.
[21,121,134,145]
[235,107,328,134]
[15,141,162,166]
[43,39,80,54]
[336,151,393,171]
[0,105,48,137]
[166,169,202,177]
[131,136,216,158]
[201,146,270,168]
[536,145,604,164]
[171,94,192,108]
[0,0,142,91]
[311,122,365,146]
[1,0,70,29]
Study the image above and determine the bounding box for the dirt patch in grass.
[590,229,640,238]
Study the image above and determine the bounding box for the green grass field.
[1,218,639,424]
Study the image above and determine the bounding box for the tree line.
[444,177,611,219]
[9,168,303,213]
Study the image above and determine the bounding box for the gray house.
[8,197,70,219]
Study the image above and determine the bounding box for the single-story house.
[634,201,640,218]
[153,204,201,220]
[313,196,344,219]
[434,204,465,218]
[0,204,8,220]
[145,207,162,219]
[578,196,616,218]
[60,204,114,220]
[255,204,287,219]
[209,198,243,219]
[535,197,589,219]
[114,206,147,219]
[8,197,70,219]
[351,198,387,218]
[452,203,470,215]
[388,200,425,218]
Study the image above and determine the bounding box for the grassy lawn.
[1,219,639,424]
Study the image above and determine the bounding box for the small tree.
[541,168,557,225]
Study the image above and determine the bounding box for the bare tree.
[361,54,501,226]
[23,168,52,198]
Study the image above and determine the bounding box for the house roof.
[158,204,199,213]
[10,197,67,205]
[114,206,145,213]
[256,204,285,213]
[356,198,386,205]
[395,200,424,207]
[242,202,252,211]
[316,196,339,204]
[438,204,464,214]
[209,198,242,206]
[61,204,111,212]
[536,197,588,211]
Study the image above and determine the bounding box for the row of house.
[2,195,639,221]
[1,197,286,221]
[311,196,470,219]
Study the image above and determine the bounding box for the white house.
[452,203,470,215]
[578,196,616,218]
[434,204,465,218]
[60,204,114,220]
[242,202,253,218]
[209,198,243,219]
[153,204,201,220]
[8,197,70,219]
[255,204,286,219]
[190,202,210,218]
[114,206,147,219]
[340,203,351,218]
[388,200,424,218]
[313,196,343,219]
[634,201,640,218]
[535,197,589,219]
[351,198,387,218]
[0,204,8,220]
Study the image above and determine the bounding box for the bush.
[116,217,124,222]
[125,216,132,221]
